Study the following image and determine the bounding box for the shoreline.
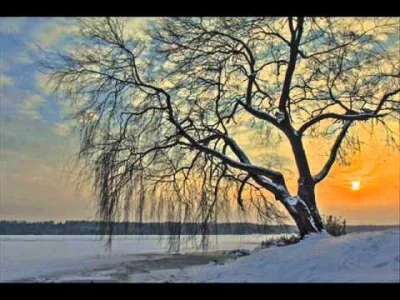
[20,251,230,283]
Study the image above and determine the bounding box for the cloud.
[0,17,26,35]
[0,115,91,221]
[14,51,33,65]
[0,149,15,160]
[31,18,78,51]
[53,122,72,137]
[376,33,389,41]
[123,17,154,40]
[0,60,8,72]
[0,74,14,86]
[19,94,44,120]
[35,72,57,95]
[0,150,93,221]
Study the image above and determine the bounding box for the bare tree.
[42,17,399,240]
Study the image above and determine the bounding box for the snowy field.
[127,230,399,283]
[0,234,275,282]
[1,230,399,283]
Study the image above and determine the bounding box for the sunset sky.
[0,17,399,225]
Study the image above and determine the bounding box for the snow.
[0,234,274,282]
[284,196,300,206]
[297,198,319,232]
[1,230,399,283]
[127,230,400,283]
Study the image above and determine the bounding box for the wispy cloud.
[53,122,72,137]
[0,17,26,35]
[0,74,14,86]
[19,94,44,120]
[0,60,8,72]
[14,51,33,65]
[35,72,55,95]
[30,18,78,52]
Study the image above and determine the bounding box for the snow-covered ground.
[1,230,399,283]
[0,234,274,282]
[127,229,399,283]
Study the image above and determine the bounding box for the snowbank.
[128,230,400,283]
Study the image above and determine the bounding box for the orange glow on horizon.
[315,127,399,225]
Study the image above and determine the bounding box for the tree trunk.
[281,187,324,238]
[281,133,324,237]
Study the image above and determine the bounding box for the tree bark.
[277,129,325,238]
[281,186,324,238]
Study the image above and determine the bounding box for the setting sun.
[351,180,361,191]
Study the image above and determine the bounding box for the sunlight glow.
[351,180,361,191]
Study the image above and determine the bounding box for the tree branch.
[299,89,400,134]
[313,120,353,183]
[278,17,304,116]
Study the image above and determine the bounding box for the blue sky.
[0,18,92,221]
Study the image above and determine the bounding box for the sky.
[0,17,399,225]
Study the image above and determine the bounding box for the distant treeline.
[0,221,397,235]
[0,220,297,235]
[345,225,399,233]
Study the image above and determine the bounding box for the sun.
[351,180,361,191]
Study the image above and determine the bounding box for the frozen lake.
[0,234,282,282]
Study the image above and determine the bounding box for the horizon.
[1,219,399,227]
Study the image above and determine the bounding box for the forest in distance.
[0,220,398,235]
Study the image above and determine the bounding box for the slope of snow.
[127,230,400,283]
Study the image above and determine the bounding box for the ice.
[0,234,276,282]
